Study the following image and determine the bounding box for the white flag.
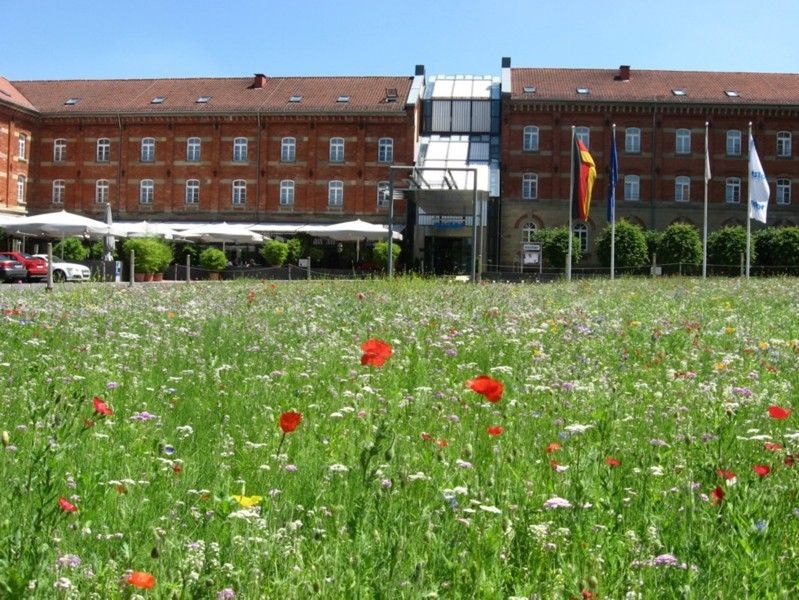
[748,133,770,223]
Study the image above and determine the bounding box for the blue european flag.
[607,129,619,223]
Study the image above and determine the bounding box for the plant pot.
[152,272,164,282]
[134,272,146,282]
[144,273,154,282]
[208,272,220,281]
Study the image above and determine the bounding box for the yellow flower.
[724,326,736,335]
[232,495,263,508]
[714,362,728,371]
[758,341,770,350]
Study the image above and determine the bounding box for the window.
[95,179,109,204]
[726,130,741,156]
[281,137,296,162]
[675,129,691,155]
[279,180,295,205]
[378,138,394,163]
[141,138,155,162]
[624,175,640,201]
[185,179,200,205]
[18,134,27,160]
[625,128,641,153]
[675,176,691,202]
[17,175,26,204]
[522,173,538,200]
[139,179,154,205]
[777,131,792,158]
[521,221,537,243]
[377,181,390,208]
[96,138,111,162]
[328,180,344,206]
[575,127,590,147]
[725,177,741,203]
[523,126,539,152]
[54,139,66,162]
[776,178,791,204]
[233,137,248,162]
[187,137,201,162]
[52,180,65,205]
[573,222,588,253]
[232,180,247,205]
[329,137,345,162]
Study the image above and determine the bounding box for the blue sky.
[5,0,799,80]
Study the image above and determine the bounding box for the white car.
[32,255,92,282]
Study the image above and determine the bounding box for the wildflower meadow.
[1,277,798,599]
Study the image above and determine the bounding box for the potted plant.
[123,237,172,281]
[199,247,227,280]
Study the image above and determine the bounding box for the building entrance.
[424,236,471,274]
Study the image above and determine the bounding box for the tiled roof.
[0,77,37,112]
[511,67,799,105]
[9,75,414,115]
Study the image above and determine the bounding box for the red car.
[4,251,48,281]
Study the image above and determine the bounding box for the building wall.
[0,107,34,214]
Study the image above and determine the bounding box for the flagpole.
[609,124,617,281]
[746,122,752,280]
[567,126,575,281]
[702,121,709,279]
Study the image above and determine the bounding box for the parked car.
[3,251,48,281]
[0,253,28,282]
[32,255,92,282]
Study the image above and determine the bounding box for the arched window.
[624,175,640,201]
[777,131,792,157]
[187,137,201,162]
[726,130,742,156]
[522,173,538,200]
[54,139,67,162]
[378,138,393,163]
[523,126,539,152]
[96,138,111,162]
[232,180,247,205]
[625,128,641,153]
[233,137,248,162]
[575,126,590,147]
[141,137,155,162]
[281,137,296,162]
[139,179,154,204]
[95,179,109,204]
[776,178,791,205]
[329,137,345,162]
[328,180,344,206]
[52,180,65,205]
[280,180,295,205]
[725,177,741,203]
[675,176,690,202]
[521,221,537,243]
[185,179,200,205]
[377,181,390,208]
[675,129,691,155]
[573,222,589,253]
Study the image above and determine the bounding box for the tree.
[53,237,89,261]
[596,220,649,269]
[657,223,702,266]
[260,240,289,266]
[708,225,750,266]
[644,230,663,262]
[538,227,581,269]
[285,238,303,264]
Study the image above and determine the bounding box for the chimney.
[251,73,267,89]
[415,64,425,76]
[502,57,511,68]
[616,65,631,81]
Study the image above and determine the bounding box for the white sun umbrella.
[3,210,115,239]
[181,222,264,245]
[111,221,184,240]
[302,219,402,261]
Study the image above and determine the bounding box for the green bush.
[122,237,173,274]
[198,247,228,272]
[372,241,401,269]
[596,220,649,268]
[645,230,663,262]
[285,238,303,264]
[261,240,289,266]
[537,226,582,269]
[657,223,702,266]
[53,237,89,261]
[708,225,750,266]
[772,227,799,267]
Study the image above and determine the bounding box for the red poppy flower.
[420,432,432,441]
[279,411,302,434]
[360,338,393,367]
[545,442,561,453]
[764,442,783,451]
[172,463,182,475]
[435,438,448,448]
[785,454,795,468]
[486,425,504,437]
[605,456,620,468]
[58,497,77,513]
[710,486,725,505]
[467,375,504,402]
[753,464,771,477]
[767,405,791,420]
[717,469,736,481]
[127,571,156,589]
[92,396,113,416]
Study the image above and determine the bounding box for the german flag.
[572,138,596,221]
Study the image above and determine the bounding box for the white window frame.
[624,175,640,201]
[378,138,394,163]
[233,137,248,162]
[521,221,537,243]
[625,128,641,153]
[675,176,691,202]
[139,179,154,205]
[185,179,200,205]
[522,173,538,200]
[776,178,791,205]
[573,222,588,253]
[52,180,65,205]
[675,129,691,155]
[17,175,26,204]
[523,126,539,152]
[141,137,155,162]
[95,179,109,204]
[96,138,111,162]
[281,137,296,162]
[725,177,741,203]
[54,139,66,162]
[187,137,201,162]
[328,180,344,206]
[279,180,295,205]
[18,133,27,160]
[377,181,390,208]
[329,137,345,162]
[575,127,590,147]
[777,131,792,158]
[726,130,742,156]
[232,179,247,205]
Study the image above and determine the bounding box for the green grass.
[1,277,798,599]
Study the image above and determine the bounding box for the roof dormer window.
[151,96,165,104]
[64,97,79,105]
[337,95,350,103]
[196,96,211,103]
[289,95,302,102]
[523,85,536,93]
[672,89,687,96]
[576,87,589,95]
[724,90,740,97]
